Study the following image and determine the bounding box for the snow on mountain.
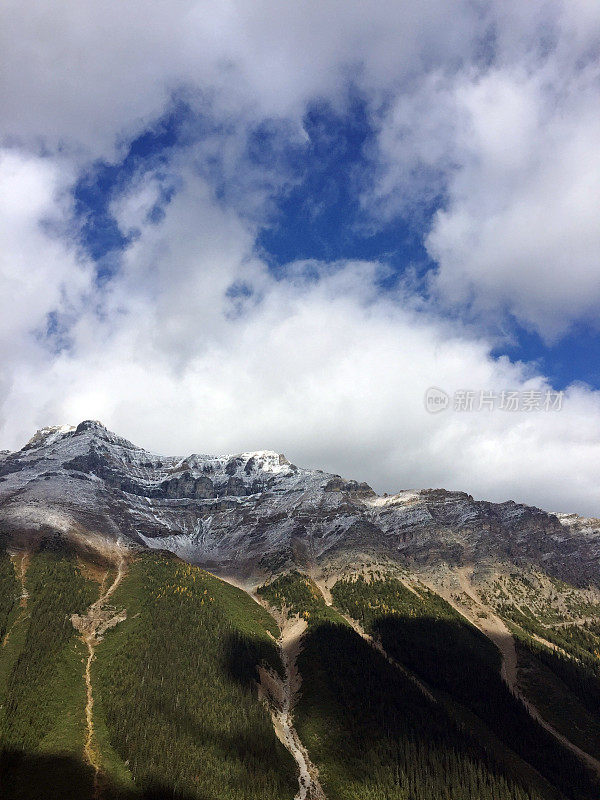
[1,421,599,585]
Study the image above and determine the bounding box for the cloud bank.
[1,1,599,514]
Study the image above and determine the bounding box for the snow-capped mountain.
[1,420,599,584]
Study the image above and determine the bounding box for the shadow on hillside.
[348,614,600,800]
[0,748,211,800]
[222,619,552,797]
[234,612,598,800]
[222,630,284,686]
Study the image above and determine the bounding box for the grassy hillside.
[2,540,599,800]
[256,570,342,625]
[0,546,19,645]
[499,601,600,762]
[514,636,600,760]
[297,621,544,800]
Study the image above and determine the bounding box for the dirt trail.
[72,552,127,799]
[2,551,30,648]
[452,567,519,687]
[449,567,600,780]
[258,614,325,800]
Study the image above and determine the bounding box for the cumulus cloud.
[428,64,600,340]
[0,0,481,160]
[0,150,93,396]
[2,163,600,515]
[369,3,600,338]
[0,1,599,516]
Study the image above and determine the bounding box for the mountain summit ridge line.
[0,420,598,587]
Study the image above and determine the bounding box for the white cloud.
[0,1,599,518]
[369,4,600,338]
[428,65,600,340]
[0,150,92,368]
[0,0,481,160]
[1,169,600,516]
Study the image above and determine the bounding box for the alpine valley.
[1,420,600,800]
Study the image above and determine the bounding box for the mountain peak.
[75,420,108,433]
[3,420,599,589]
[21,424,76,451]
[20,420,112,452]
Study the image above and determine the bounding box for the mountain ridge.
[3,422,600,799]
[0,420,598,588]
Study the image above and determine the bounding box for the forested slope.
[258,571,589,800]
[0,541,296,800]
[0,537,96,799]
[3,535,600,800]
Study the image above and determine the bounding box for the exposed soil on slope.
[441,566,600,781]
[257,611,325,800]
[71,549,128,799]
[2,550,30,648]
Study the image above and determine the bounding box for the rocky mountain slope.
[3,422,600,800]
[0,421,598,587]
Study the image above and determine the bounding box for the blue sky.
[74,99,600,390]
[1,1,599,514]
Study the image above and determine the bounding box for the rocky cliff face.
[0,421,599,585]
